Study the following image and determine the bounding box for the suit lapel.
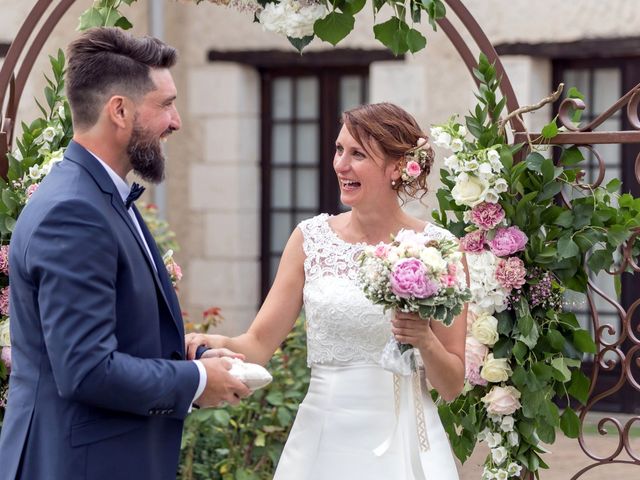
[64,141,183,337]
[132,205,184,336]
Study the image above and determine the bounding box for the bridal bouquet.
[358,229,470,374]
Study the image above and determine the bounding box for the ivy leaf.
[525,152,545,173]
[557,234,580,259]
[541,120,558,139]
[550,357,572,382]
[559,146,584,166]
[560,408,581,438]
[287,35,314,53]
[546,329,566,351]
[314,11,355,46]
[605,178,622,193]
[587,248,612,273]
[554,210,574,228]
[572,329,597,354]
[115,16,134,30]
[78,8,104,31]
[406,28,427,53]
[373,17,409,56]
[341,0,367,15]
[568,369,590,405]
[518,322,539,349]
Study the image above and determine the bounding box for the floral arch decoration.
[0,2,639,480]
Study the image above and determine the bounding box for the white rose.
[486,432,502,448]
[471,313,499,346]
[420,247,447,273]
[491,446,508,465]
[259,0,328,39]
[451,174,490,207]
[500,415,515,432]
[493,178,509,193]
[481,354,512,383]
[42,126,56,143]
[434,131,452,149]
[507,431,519,446]
[444,154,461,172]
[450,138,464,153]
[0,319,10,347]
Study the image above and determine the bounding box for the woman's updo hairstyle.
[341,102,435,199]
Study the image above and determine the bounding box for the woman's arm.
[186,227,306,365]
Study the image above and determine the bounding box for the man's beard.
[127,122,168,184]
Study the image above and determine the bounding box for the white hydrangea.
[259,0,328,39]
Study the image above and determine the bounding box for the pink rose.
[465,335,488,386]
[0,286,9,316]
[471,202,505,230]
[374,243,390,258]
[460,230,486,253]
[481,385,522,415]
[440,273,456,287]
[405,160,422,178]
[390,258,439,299]
[495,257,526,290]
[488,226,528,257]
[26,183,39,200]
[1,346,10,371]
[0,245,8,275]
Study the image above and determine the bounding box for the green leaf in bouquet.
[406,28,427,53]
[545,329,566,352]
[512,341,528,364]
[78,7,104,31]
[492,337,513,359]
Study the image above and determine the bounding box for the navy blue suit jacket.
[0,141,200,480]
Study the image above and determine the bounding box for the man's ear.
[105,95,132,130]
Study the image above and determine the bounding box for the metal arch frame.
[0,0,638,478]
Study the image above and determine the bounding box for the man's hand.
[195,357,251,408]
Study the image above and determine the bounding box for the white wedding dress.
[273,214,459,480]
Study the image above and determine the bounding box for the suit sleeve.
[25,199,200,419]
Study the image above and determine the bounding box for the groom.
[0,27,250,480]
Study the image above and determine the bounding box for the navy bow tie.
[125,182,145,209]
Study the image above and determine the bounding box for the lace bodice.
[299,214,456,367]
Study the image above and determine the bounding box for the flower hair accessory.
[400,137,433,184]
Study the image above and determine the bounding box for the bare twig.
[499,83,565,135]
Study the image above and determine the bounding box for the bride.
[186,102,467,479]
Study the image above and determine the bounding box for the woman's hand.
[185,333,230,360]
[391,311,433,351]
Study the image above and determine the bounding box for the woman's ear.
[390,157,403,182]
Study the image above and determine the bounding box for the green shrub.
[179,318,309,480]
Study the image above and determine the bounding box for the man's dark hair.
[66,27,177,130]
